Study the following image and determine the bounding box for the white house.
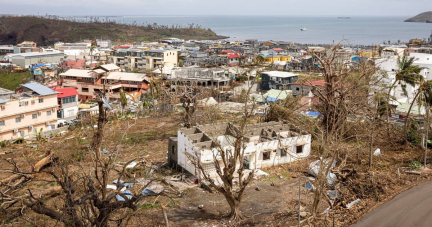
[376,53,432,105]
[52,87,79,120]
[168,122,311,179]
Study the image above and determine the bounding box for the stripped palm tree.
[89,41,97,68]
[404,80,432,141]
[386,56,423,131]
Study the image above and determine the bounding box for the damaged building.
[168,68,231,92]
[168,121,311,179]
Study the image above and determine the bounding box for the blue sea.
[74,15,432,45]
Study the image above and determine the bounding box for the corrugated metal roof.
[60,69,93,78]
[92,69,106,74]
[99,64,120,71]
[103,72,149,82]
[262,71,299,78]
[21,82,58,96]
[264,89,292,101]
[0,99,7,104]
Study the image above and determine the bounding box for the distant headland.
[404,11,432,23]
[0,15,228,46]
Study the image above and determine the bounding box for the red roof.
[54,87,79,98]
[228,54,241,59]
[273,48,284,51]
[291,80,326,87]
[219,50,240,55]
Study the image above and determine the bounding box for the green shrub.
[408,160,422,170]
[407,121,420,145]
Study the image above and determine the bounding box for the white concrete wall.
[177,130,200,176]
[163,50,178,67]
[247,134,311,169]
[0,94,58,140]
[176,129,312,179]
[377,57,418,104]
[62,106,79,120]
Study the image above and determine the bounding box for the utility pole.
[298,174,301,227]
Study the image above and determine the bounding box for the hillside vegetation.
[0,70,32,91]
[0,16,227,46]
[405,11,432,22]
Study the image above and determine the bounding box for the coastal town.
[2,13,432,227]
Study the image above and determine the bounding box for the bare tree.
[1,95,173,227]
[195,81,257,221]
[263,43,380,224]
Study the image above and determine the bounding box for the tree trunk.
[369,118,375,168]
[91,100,106,152]
[386,80,397,135]
[370,102,378,168]
[226,197,243,221]
[425,108,429,168]
[404,91,421,141]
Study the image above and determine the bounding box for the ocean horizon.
[69,15,432,45]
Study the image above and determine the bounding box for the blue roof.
[31,64,52,73]
[0,99,7,104]
[21,82,58,96]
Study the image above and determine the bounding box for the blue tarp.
[266,97,278,102]
[307,111,321,116]
[30,64,52,73]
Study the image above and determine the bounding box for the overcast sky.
[0,0,430,16]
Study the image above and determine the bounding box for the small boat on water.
[301,28,307,31]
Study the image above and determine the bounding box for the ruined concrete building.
[168,121,311,179]
[168,68,231,91]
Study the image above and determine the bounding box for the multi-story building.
[96,40,112,48]
[260,71,299,91]
[60,65,149,101]
[58,43,91,51]
[0,83,58,141]
[110,49,179,71]
[0,46,14,56]
[53,87,79,120]
[168,122,311,179]
[168,68,230,92]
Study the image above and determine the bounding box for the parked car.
[57,119,70,127]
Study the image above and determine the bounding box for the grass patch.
[0,71,33,90]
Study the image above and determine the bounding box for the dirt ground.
[1,113,431,226]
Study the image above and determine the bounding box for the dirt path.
[351,180,432,227]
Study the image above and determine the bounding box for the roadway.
[351,180,432,227]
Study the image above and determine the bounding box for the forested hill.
[405,11,432,23]
[0,16,227,45]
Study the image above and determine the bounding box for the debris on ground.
[346,198,361,209]
[252,169,269,179]
[326,190,340,200]
[308,158,337,185]
[165,175,198,191]
[305,181,316,191]
[126,161,138,169]
[373,148,382,156]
